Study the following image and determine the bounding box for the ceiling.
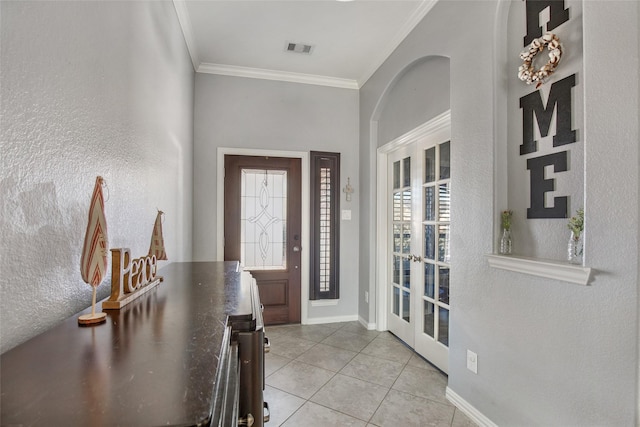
[173,1,437,89]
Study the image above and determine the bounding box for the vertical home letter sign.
[519,0,578,219]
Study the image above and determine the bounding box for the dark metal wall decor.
[519,0,578,220]
[524,0,569,45]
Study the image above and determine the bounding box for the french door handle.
[412,254,422,262]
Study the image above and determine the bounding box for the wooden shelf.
[486,254,592,285]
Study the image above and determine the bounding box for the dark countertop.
[1,261,243,426]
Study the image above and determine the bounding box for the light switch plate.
[467,350,478,374]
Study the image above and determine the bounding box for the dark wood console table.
[1,262,246,426]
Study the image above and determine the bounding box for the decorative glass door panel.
[241,169,287,270]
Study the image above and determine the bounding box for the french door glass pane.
[393,192,401,221]
[393,255,400,284]
[402,157,411,188]
[402,257,411,288]
[424,225,435,260]
[439,267,450,304]
[393,287,400,316]
[425,186,435,221]
[393,224,401,253]
[402,224,411,253]
[402,190,411,221]
[402,290,411,322]
[425,147,436,183]
[424,263,435,298]
[241,169,287,270]
[438,224,450,263]
[440,141,450,180]
[438,308,449,346]
[393,161,401,190]
[424,301,435,338]
[438,183,450,221]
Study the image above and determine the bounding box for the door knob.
[293,246,301,252]
[413,254,422,262]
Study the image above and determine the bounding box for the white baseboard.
[446,387,497,427]
[358,316,377,330]
[310,299,339,307]
[303,314,358,325]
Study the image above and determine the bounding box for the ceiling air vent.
[286,42,314,54]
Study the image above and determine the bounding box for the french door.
[387,127,451,373]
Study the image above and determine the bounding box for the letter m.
[519,74,577,156]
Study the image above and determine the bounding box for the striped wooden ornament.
[80,176,108,287]
[149,210,168,260]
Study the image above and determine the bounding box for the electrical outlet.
[467,350,478,374]
[365,291,369,303]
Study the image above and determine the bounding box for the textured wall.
[0,1,194,353]
[193,74,359,322]
[360,0,638,425]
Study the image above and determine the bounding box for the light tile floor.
[263,321,477,427]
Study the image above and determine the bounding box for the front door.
[224,155,302,325]
[387,125,451,373]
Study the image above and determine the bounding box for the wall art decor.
[502,0,584,260]
[518,33,562,88]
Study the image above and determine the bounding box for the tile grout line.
[264,322,461,426]
[271,323,347,426]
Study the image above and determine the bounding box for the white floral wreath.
[518,33,562,87]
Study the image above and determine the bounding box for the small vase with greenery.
[499,210,513,255]
[567,208,584,264]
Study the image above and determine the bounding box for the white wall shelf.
[486,254,592,285]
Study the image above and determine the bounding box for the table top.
[1,261,243,426]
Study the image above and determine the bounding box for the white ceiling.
[173,1,436,89]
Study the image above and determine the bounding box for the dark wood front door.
[224,155,302,325]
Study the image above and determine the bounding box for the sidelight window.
[310,151,340,300]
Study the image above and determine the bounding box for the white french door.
[387,126,451,373]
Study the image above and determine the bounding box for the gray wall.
[193,74,360,322]
[359,0,639,425]
[377,56,450,145]
[0,1,195,353]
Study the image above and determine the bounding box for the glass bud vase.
[499,228,512,255]
[568,232,583,264]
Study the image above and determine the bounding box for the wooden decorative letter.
[102,248,163,310]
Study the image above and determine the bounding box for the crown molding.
[173,0,200,71]
[174,0,438,89]
[197,63,360,90]
[378,110,451,154]
[359,0,439,86]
